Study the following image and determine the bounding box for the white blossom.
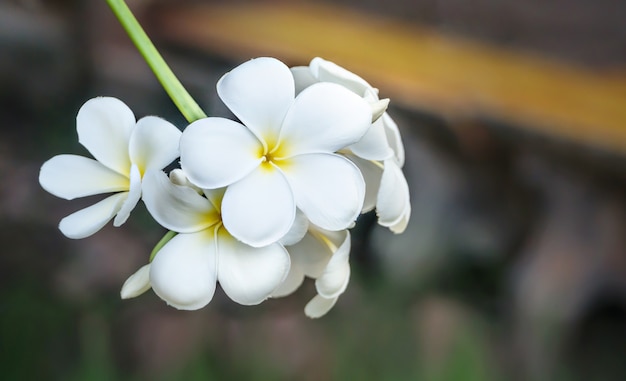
[140,170,290,310]
[37,49,415,319]
[39,97,181,238]
[272,224,351,318]
[292,57,411,233]
[179,57,372,248]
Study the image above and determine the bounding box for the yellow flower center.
[259,136,290,171]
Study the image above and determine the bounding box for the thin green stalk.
[106,0,206,122]
[107,0,200,258]
[150,230,177,262]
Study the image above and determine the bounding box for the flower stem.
[105,0,207,122]
[150,230,177,262]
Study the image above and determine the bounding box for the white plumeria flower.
[292,57,411,233]
[272,224,351,318]
[39,97,181,238]
[179,57,372,248]
[139,169,291,310]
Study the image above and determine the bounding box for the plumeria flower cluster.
[40,57,411,318]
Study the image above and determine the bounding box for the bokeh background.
[2,0,626,380]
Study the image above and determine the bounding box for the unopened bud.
[121,264,151,299]
[370,98,390,123]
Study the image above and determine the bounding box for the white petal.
[310,57,371,96]
[202,187,226,211]
[382,113,405,167]
[376,160,411,232]
[180,117,262,189]
[270,264,305,298]
[39,154,129,200]
[315,230,351,299]
[76,97,134,176]
[345,154,383,213]
[217,228,290,305]
[129,116,181,174]
[291,66,318,95]
[279,209,309,246]
[120,264,151,299]
[348,116,393,161]
[278,83,372,156]
[305,295,338,319]
[282,153,364,231]
[313,228,348,249]
[217,57,294,141]
[142,170,219,233]
[58,192,127,239]
[389,210,411,234]
[150,230,217,310]
[286,230,333,278]
[221,165,295,248]
[113,164,142,226]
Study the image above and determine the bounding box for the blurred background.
[2,0,626,380]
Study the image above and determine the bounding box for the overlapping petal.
[150,230,218,310]
[142,170,219,233]
[217,229,290,305]
[305,295,338,319]
[315,230,351,299]
[39,154,129,200]
[290,66,317,94]
[278,83,371,156]
[274,227,351,316]
[270,264,305,298]
[58,192,127,239]
[180,117,263,189]
[129,116,181,174]
[279,209,309,246]
[348,116,393,161]
[287,231,334,278]
[376,160,411,233]
[217,57,294,141]
[389,210,410,234]
[282,153,364,231]
[221,165,295,247]
[203,187,226,211]
[76,97,135,176]
[113,164,142,227]
[345,154,383,213]
[382,113,405,166]
[309,57,371,96]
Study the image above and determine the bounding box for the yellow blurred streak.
[150,2,626,154]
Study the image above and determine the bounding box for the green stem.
[105,0,207,122]
[107,0,205,259]
[150,230,177,262]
